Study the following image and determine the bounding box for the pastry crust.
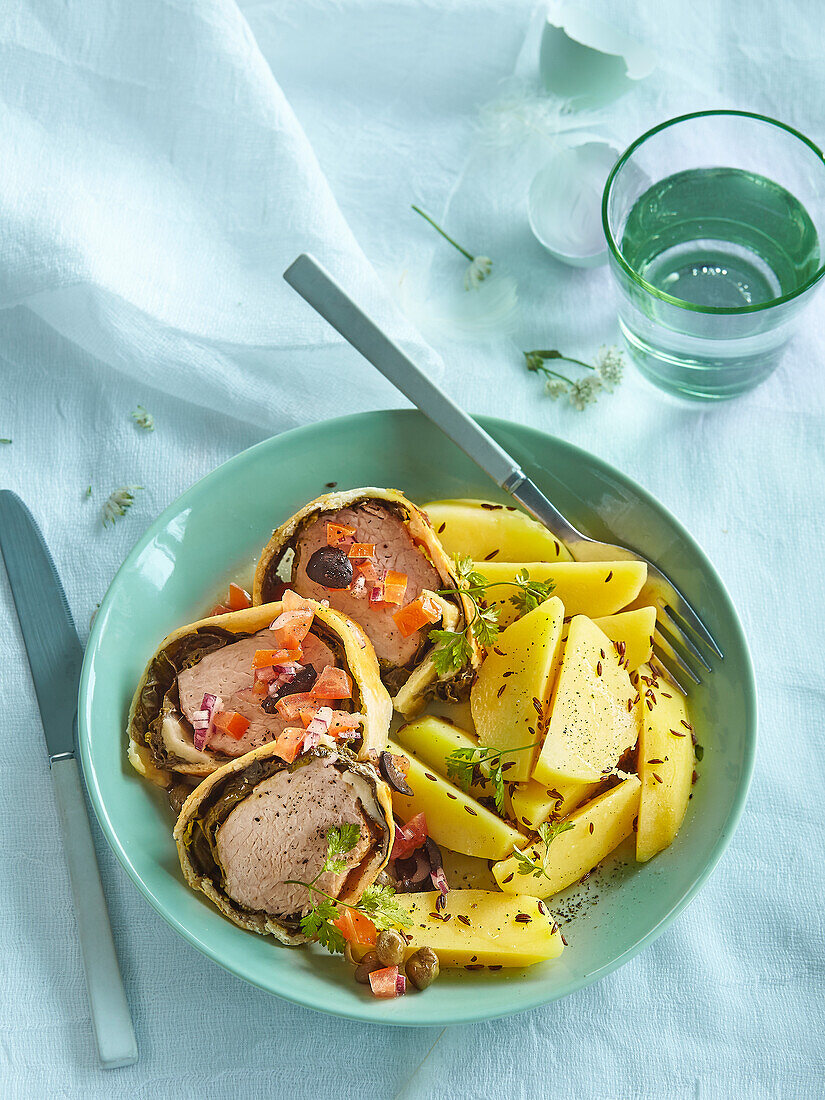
[253,487,481,716]
[127,600,392,787]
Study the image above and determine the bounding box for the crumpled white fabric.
[1,1,824,1098]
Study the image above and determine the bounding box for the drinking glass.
[602,111,825,400]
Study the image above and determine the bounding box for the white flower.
[569,377,602,411]
[101,485,143,527]
[544,379,569,400]
[131,405,155,431]
[595,345,625,390]
[464,255,493,290]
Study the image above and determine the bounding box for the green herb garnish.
[431,555,554,675]
[445,742,539,813]
[0,438,11,444]
[512,820,576,879]
[286,827,411,954]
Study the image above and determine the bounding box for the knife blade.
[0,490,138,1068]
[0,491,82,759]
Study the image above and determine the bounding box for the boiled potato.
[394,715,494,804]
[397,890,564,967]
[493,775,641,900]
[440,848,499,890]
[471,597,565,782]
[476,561,648,628]
[388,740,524,860]
[510,777,597,832]
[590,606,657,671]
[426,696,474,732]
[532,615,638,788]
[423,499,572,563]
[634,664,695,862]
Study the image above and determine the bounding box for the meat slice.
[294,505,442,666]
[177,629,336,757]
[215,758,373,915]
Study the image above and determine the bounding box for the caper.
[375,929,406,968]
[405,946,440,990]
[305,546,353,589]
[353,949,381,984]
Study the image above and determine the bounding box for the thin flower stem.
[532,351,595,372]
[411,205,475,262]
[537,367,573,384]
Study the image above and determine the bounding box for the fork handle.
[283,254,524,490]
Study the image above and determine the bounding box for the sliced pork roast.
[127,598,392,788]
[175,744,393,943]
[253,488,481,716]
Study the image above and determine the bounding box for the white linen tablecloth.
[1,1,823,1096]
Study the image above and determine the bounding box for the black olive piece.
[424,836,444,874]
[261,664,318,711]
[379,751,413,796]
[305,546,353,589]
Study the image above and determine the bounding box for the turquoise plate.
[79,410,756,1025]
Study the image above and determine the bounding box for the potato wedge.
[395,715,495,805]
[510,776,597,832]
[471,597,565,781]
[634,664,695,862]
[397,890,565,967]
[440,848,499,890]
[388,740,524,860]
[590,607,657,672]
[475,561,647,629]
[423,499,572,564]
[493,775,641,899]
[532,615,638,788]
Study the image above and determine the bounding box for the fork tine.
[663,601,724,660]
[650,652,689,696]
[656,619,712,674]
[653,632,700,685]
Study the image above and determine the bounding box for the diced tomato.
[391,752,410,777]
[327,522,357,547]
[328,710,363,733]
[347,542,376,561]
[310,666,352,700]
[211,711,250,740]
[252,648,301,670]
[282,589,316,612]
[252,679,268,697]
[382,570,408,606]
[390,811,428,861]
[270,608,314,648]
[227,582,252,611]
[369,966,402,999]
[210,604,232,616]
[275,693,316,720]
[333,908,376,947]
[393,594,441,638]
[273,727,305,763]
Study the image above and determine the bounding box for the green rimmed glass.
[602,110,825,400]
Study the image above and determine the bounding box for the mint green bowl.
[79,410,755,1025]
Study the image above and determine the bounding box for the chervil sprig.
[131,405,155,431]
[285,827,411,954]
[431,555,554,674]
[512,820,576,878]
[445,742,539,813]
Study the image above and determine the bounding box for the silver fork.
[283,254,723,692]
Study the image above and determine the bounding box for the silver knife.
[0,490,138,1069]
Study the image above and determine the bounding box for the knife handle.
[51,756,138,1069]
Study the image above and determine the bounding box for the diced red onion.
[302,728,321,752]
[305,706,333,737]
[193,694,222,751]
[430,866,449,897]
[191,709,209,722]
[369,582,385,604]
[395,972,407,995]
[350,574,367,599]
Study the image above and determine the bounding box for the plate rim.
[78,408,757,1025]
